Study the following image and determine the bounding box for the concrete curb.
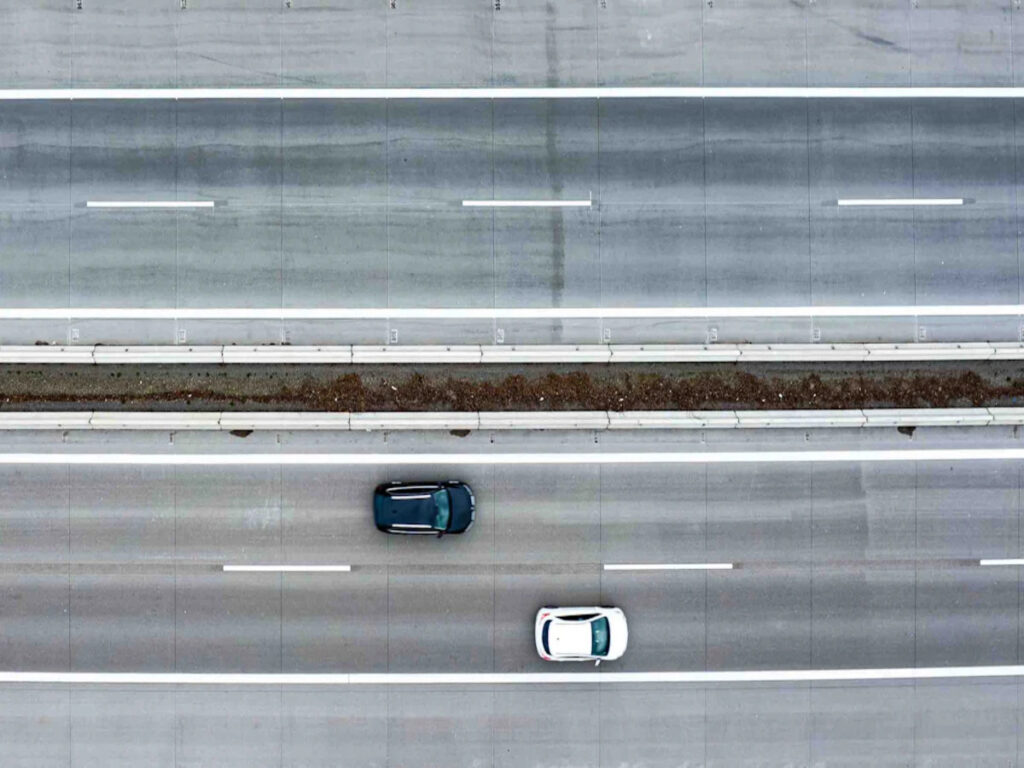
[1,408,1021,431]
[3,342,1024,364]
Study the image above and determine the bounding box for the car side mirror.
[594,659,601,667]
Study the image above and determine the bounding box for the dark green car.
[373,481,475,536]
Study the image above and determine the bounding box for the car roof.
[548,622,593,657]
[378,488,439,528]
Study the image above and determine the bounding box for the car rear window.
[541,621,551,655]
[432,489,451,531]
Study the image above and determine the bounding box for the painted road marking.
[837,198,964,207]
[86,201,215,209]
[222,565,352,573]
[462,199,592,208]
[604,563,734,571]
[2,449,1024,465]
[3,87,1024,100]
[2,666,1024,685]
[4,305,1024,320]
[979,559,1024,566]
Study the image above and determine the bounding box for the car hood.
[448,486,474,532]
[605,611,629,660]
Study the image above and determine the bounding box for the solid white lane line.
[604,563,734,571]
[85,201,215,209]
[979,559,1024,566]
[3,666,1024,685]
[837,198,963,207]
[3,87,1024,100]
[462,199,592,208]
[222,565,351,573]
[2,449,1024,466]
[5,305,1024,320]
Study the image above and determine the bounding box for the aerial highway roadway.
[2,1,1018,90]
[1,95,1022,349]
[4,2,1023,766]
[2,424,1024,763]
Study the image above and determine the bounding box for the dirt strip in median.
[3,362,1024,412]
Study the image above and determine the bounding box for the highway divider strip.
[2,342,1023,364]
[1,408,1022,431]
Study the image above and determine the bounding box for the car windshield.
[591,617,610,656]
[432,489,451,531]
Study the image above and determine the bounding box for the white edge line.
[3,666,1024,685]
[5,449,1024,465]
[222,565,352,573]
[4,87,1024,100]
[85,201,215,209]
[604,563,734,571]
[462,200,593,208]
[837,198,964,207]
[7,305,1024,319]
[979,559,1024,566]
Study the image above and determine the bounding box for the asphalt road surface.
[1,0,1018,89]
[2,425,1024,763]
[2,97,1024,346]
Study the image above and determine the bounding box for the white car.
[534,606,628,663]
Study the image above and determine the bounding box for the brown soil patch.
[1,363,1023,412]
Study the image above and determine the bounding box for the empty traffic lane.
[4,679,1020,767]
[4,1,1015,90]
[1,98,1021,345]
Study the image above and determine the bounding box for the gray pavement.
[2,97,1024,345]
[6,684,1024,765]
[3,680,1023,767]
[0,0,1019,89]
[1,426,1024,762]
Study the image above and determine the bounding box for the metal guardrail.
[1,342,1021,364]
[0,408,1020,431]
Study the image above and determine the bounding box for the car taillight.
[539,612,550,621]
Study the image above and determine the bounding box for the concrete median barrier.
[1,342,1022,364]
[1,408,1022,431]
